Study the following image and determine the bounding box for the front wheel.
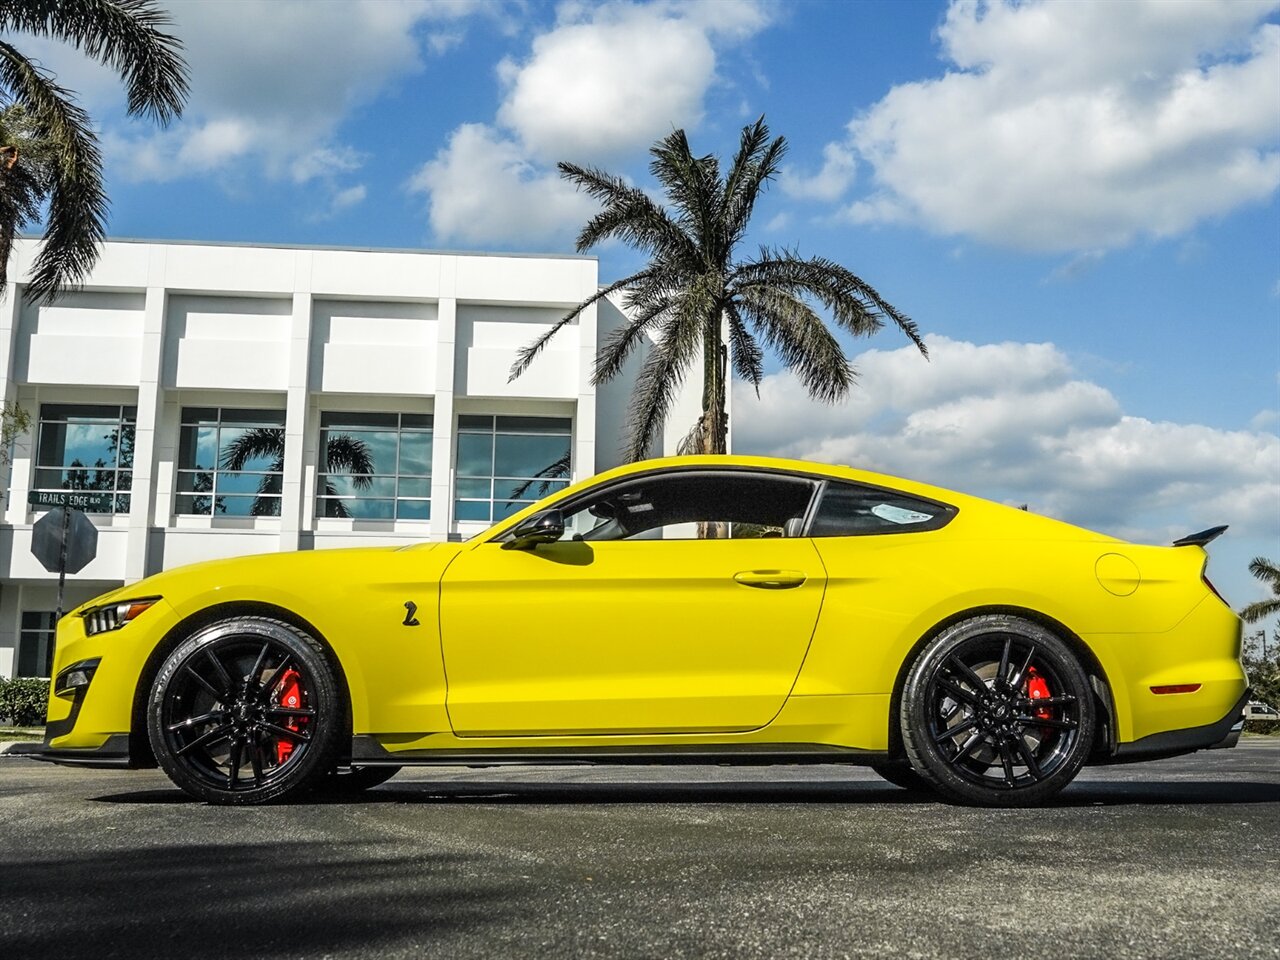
[147,616,344,805]
[900,614,1095,807]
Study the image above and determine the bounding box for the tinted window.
[809,481,955,537]
[554,470,817,541]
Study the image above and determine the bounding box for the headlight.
[81,597,162,636]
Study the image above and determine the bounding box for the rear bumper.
[1103,688,1250,764]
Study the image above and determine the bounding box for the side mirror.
[502,509,565,550]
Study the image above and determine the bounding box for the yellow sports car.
[39,455,1249,806]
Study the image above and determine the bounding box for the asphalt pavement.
[1,740,1277,960]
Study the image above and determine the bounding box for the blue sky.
[13,0,1280,621]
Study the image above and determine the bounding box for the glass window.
[33,404,136,514]
[316,412,433,521]
[808,481,957,537]
[455,415,571,523]
[176,408,285,516]
[519,470,817,542]
[17,611,56,678]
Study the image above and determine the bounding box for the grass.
[0,726,43,739]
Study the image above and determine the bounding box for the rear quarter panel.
[796,503,1227,744]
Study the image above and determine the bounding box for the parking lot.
[1,740,1277,960]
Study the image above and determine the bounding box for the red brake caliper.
[275,668,304,766]
[1026,665,1053,721]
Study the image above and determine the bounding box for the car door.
[437,469,827,737]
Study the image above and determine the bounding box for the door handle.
[733,570,807,589]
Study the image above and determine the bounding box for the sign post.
[30,492,104,620]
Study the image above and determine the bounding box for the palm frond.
[725,304,764,396]
[508,451,572,500]
[0,0,189,123]
[218,427,284,472]
[592,292,676,385]
[509,270,652,381]
[1241,598,1280,624]
[722,116,786,248]
[734,249,927,357]
[323,434,374,491]
[737,285,854,403]
[0,42,106,301]
[622,309,702,462]
[1248,556,1280,587]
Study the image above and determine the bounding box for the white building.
[0,238,708,679]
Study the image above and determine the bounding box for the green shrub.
[1244,718,1280,736]
[0,677,50,727]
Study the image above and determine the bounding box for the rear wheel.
[900,614,1094,807]
[147,616,344,805]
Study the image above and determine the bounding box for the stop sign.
[32,507,99,574]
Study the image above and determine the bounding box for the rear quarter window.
[809,481,957,537]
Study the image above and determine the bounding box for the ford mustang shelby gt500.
[39,455,1248,806]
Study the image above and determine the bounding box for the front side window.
[317,412,432,520]
[455,415,571,523]
[177,407,285,516]
[17,611,55,678]
[34,404,136,514]
[532,470,817,542]
[808,481,956,537]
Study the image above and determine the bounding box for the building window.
[17,611,55,678]
[317,412,432,521]
[455,415,571,523]
[177,407,285,516]
[33,404,136,514]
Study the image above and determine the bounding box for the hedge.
[0,677,50,727]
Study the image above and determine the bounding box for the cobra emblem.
[402,601,420,627]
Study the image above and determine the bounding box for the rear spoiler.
[1172,525,1228,548]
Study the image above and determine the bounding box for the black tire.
[900,614,1095,807]
[147,616,344,805]
[321,765,401,794]
[870,761,933,793]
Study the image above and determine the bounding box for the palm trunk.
[701,316,728,456]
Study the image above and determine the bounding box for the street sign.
[28,489,114,512]
[32,504,100,622]
[32,507,99,575]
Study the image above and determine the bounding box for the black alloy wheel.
[148,616,343,805]
[900,614,1095,806]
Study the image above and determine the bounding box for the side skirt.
[350,735,889,767]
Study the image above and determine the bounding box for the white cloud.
[497,4,717,162]
[779,143,856,202]
[418,0,773,244]
[24,0,496,187]
[732,335,1280,542]
[407,123,598,246]
[844,0,1280,252]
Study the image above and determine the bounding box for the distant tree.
[1241,557,1280,625]
[511,116,926,462]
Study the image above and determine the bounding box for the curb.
[0,741,42,756]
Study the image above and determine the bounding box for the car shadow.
[1,842,508,960]
[90,776,1280,807]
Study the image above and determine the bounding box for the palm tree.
[510,116,926,462]
[0,0,189,300]
[221,429,375,519]
[1241,557,1280,624]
